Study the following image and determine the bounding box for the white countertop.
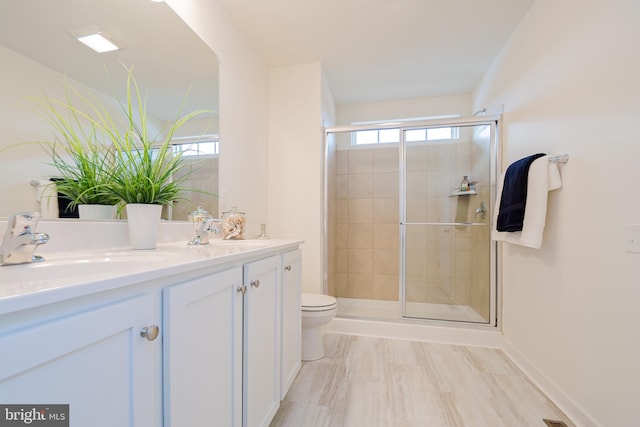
[0,222,301,316]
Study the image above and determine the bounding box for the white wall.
[268,63,326,292]
[336,93,472,127]
[473,1,640,425]
[167,0,269,237]
[321,71,336,129]
[0,45,61,215]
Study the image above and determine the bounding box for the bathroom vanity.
[0,221,302,427]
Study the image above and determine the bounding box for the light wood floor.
[271,333,574,427]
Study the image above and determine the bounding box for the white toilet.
[301,293,337,361]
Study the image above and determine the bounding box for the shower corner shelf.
[449,190,477,197]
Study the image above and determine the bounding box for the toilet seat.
[302,293,337,312]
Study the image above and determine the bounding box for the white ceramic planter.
[78,204,116,220]
[126,204,162,250]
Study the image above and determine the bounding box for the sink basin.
[0,251,171,286]
[0,240,276,299]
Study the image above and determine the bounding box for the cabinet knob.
[250,279,260,288]
[237,285,247,295]
[284,265,292,271]
[140,325,160,341]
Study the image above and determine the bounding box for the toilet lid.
[302,293,337,311]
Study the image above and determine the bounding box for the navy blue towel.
[496,153,546,232]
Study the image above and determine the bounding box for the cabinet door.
[163,267,243,427]
[280,249,301,399]
[0,294,161,427]
[243,255,281,427]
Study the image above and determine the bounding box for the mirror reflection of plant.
[49,141,121,208]
[34,87,121,208]
[34,66,212,210]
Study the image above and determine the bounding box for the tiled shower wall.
[172,156,219,221]
[333,146,400,300]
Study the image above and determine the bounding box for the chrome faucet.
[1,212,50,266]
[188,218,221,246]
[187,206,221,246]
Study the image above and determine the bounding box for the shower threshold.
[336,297,486,323]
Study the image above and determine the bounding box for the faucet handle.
[9,212,41,233]
[5,212,41,238]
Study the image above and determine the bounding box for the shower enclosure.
[324,115,499,325]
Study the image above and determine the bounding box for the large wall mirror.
[0,0,219,220]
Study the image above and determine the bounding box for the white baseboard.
[501,340,599,427]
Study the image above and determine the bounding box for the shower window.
[405,126,459,142]
[351,116,460,146]
[170,135,219,157]
[353,128,398,145]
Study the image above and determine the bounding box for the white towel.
[35,180,59,219]
[492,155,562,249]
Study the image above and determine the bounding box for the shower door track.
[325,114,501,134]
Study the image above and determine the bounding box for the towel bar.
[548,154,569,164]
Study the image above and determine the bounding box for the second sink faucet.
[1,212,50,266]
[188,218,221,246]
[187,206,221,246]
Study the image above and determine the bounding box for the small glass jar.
[188,206,213,225]
[221,207,246,240]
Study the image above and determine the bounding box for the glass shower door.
[400,121,497,324]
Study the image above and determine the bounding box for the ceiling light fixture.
[71,25,122,53]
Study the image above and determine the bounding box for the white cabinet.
[0,294,161,427]
[241,250,302,426]
[243,255,281,427]
[0,243,302,427]
[280,249,301,399]
[163,267,243,427]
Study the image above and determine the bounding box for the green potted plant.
[107,70,210,248]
